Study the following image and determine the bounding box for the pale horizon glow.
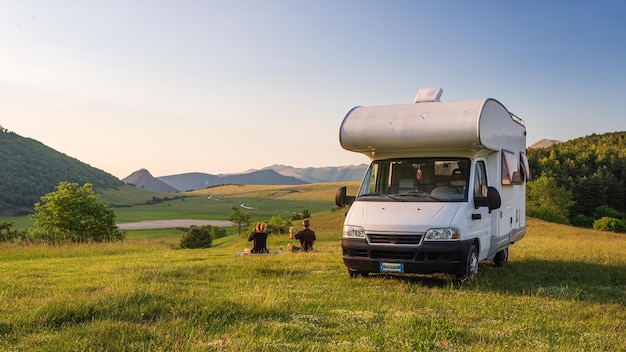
[2,1,625,179]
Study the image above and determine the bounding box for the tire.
[348,269,368,278]
[493,247,509,267]
[456,244,478,282]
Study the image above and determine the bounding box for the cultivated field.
[0,184,624,351]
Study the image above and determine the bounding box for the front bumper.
[341,237,474,275]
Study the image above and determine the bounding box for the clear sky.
[2,1,625,179]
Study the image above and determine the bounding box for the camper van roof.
[339,90,525,158]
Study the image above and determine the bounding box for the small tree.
[180,225,216,248]
[267,215,292,234]
[527,176,575,224]
[292,209,311,221]
[228,206,250,237]
[30,182,124,243]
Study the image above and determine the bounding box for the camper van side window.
[501,150,522,185]
[474,161,488,197]
[520,152,532,182]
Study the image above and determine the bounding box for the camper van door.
[472,159,494,259]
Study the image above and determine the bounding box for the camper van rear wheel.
[493,247,509,267]
[457,244,478,282]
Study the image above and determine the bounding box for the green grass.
[1,211,625,351]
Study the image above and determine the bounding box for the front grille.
[367,233,423,245]
[371,251,415,260]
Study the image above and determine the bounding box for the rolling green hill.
[0,127,122,216]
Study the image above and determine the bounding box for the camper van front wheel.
[457,245,479,282]
[348,269,368,278]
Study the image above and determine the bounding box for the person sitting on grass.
[248,222,268,253]
[288,219,316,252]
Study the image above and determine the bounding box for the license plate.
[379,262,404,273]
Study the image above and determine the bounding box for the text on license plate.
[379,262,404,273]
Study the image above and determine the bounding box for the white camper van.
[335,88,530,280]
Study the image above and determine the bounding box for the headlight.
[343,225,365,238]
[424,228,460,241]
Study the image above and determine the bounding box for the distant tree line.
[527,131,626,231]
[146,195,186,205]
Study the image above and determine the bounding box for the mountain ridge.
[127,169,308,192]
[122,164,369,192]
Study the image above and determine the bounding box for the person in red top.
[288,219,316,252]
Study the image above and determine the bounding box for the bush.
[0,221,20,242]
[592,217,626,233]
[180,225,220,248]
[570,214,594,228]
[267,215,292,235]
[209,225,228,239]
[30,182,124,244]
[527,204,570,224]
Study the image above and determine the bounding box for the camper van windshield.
[357,158,470,202]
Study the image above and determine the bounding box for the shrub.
[527,204,570,224]
[209,225,227,239]
[593,217,626,233]
[0,221,19,242]
[180,225,217,249]
[570,214,594,228]
[267,215,292,234]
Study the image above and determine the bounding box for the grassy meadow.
[1,183,625,351]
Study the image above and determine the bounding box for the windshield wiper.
[395,191,439,200]
[358,193,400,201]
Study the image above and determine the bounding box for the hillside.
[0,127,123,215]
[527,131,626,225]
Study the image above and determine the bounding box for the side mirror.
[335,186,355,208]
[473,186,501,211]
[487,186,501,211]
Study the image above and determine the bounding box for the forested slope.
[528,131,626,225]
[0,127,122,215]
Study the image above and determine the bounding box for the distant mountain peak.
[126,168,153,178]
[122,169,177,193]
[530,139,562,149]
